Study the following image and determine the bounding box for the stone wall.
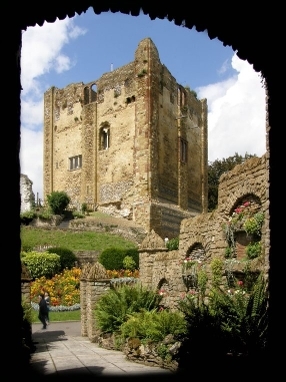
[80,262,111,339]
[20,174,35,213]
[80,278,111,340]
[139,154,269,309]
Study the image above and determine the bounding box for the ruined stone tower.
[43,37,208,238]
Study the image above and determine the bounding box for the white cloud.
[197,53,266,163]
[20,17,86,96]
[20,17,87,200]
[55,54,73,73]
[217,59,229,75]
[21,98,43,130]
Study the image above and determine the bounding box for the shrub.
[46,247,78,270]
[81,203,88,213]
[176,293,225,364]
[72,211,85,219]
[21,251,61,279]
[224,245,234,259]
[46,191,71,215]
[21,300,35,364]
[246,241,262,259]
[120,309,187,342]
[243,212,264,238]
[94,283,162,333]
[22,297,33,325]
[177,275,268,361]
[123,255,136,271]
[21,244,34,252]
[209,276,268,356]
[98,247,139,270]
[166,237,179,251]
[20,210,36,225]
[37,208,53,220]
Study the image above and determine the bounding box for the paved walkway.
[27,321,174,380]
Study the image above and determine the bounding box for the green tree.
[46,191,71,215]
[208,152,256,212]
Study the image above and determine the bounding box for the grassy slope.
[21,226,137,251]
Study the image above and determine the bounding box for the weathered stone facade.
[20,174,35,213]
[43,38,208,239]
[139,154,269,309]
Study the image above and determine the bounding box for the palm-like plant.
[209,275,268,356]
[177,275,268,362]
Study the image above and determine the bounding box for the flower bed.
[30,267,81,307]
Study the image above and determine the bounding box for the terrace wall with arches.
[139,154,268,309]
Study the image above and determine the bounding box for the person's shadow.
[26,329,108,379]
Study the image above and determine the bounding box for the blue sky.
[20,8,266,200]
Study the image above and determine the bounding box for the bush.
[120,309,187,342]
[94,283,162,333]
[98,247,139,270]
[46,247,78,270]
[246,241,262,259]
[166,237,179,251]
[21,244,34,252]
[21,300,35,365]
[37,208,53,220]
[81,203,88,213]
[46,191,71,215]
[21,250,61,279]
[20,210,36,225]
[123,255,136,271]
[72,211,84,219]
[177,275,269,362]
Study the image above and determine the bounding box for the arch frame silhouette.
[9,1,281,373]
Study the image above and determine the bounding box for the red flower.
[238,280,243,286]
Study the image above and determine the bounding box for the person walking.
[44,291,50,325]
[38,293,48,329]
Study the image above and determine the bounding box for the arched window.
[83,86,89,105]
[99,122,110,150]
[91,84,97,103]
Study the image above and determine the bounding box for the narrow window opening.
[179,138,188,163]
[69,155,82,170]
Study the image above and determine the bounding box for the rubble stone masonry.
[43,38,208,239]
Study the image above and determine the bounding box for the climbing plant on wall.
[222,200,264,260]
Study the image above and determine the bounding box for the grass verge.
[31,309,81,323]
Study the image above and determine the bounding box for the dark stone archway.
[9,1,280,377]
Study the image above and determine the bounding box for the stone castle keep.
[43,38,208,238]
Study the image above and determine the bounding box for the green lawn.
[21,226,137,252]
[31,309,81,323]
